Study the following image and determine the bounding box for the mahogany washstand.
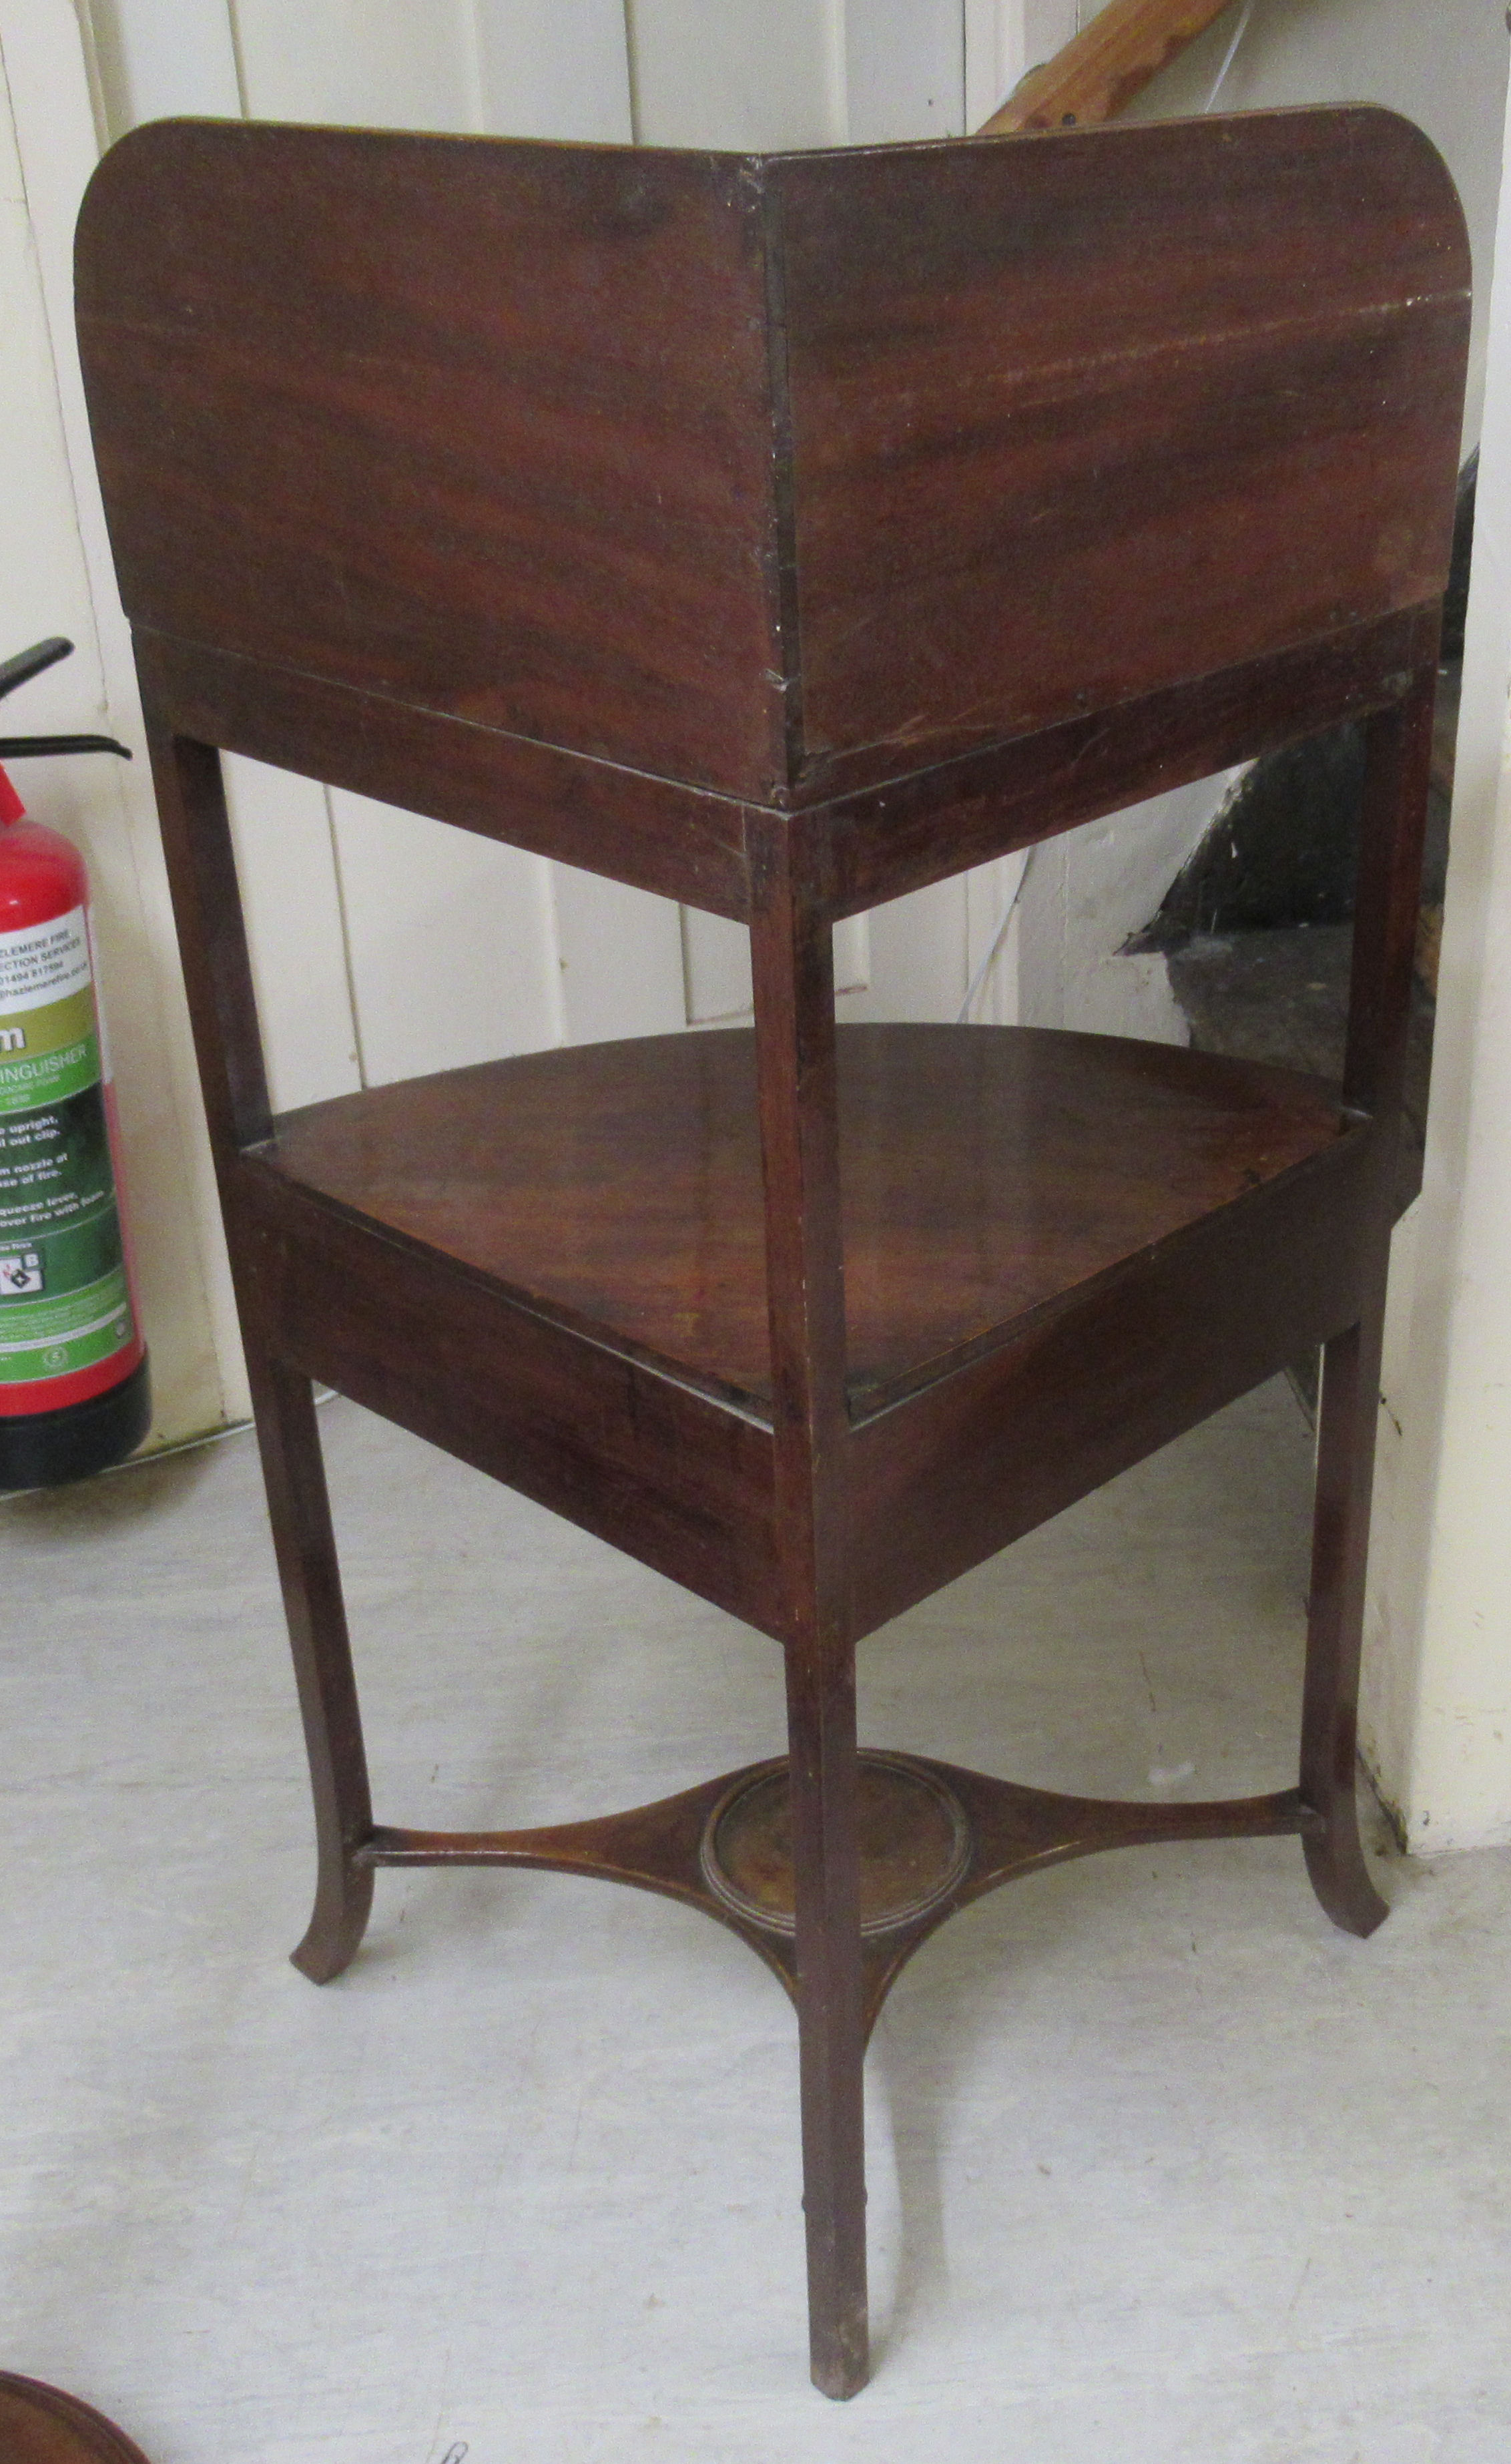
[75,107,1470,2395]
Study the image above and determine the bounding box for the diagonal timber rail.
[980,0,1239,134]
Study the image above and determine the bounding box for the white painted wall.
[626,0,846,150]
[85,0,241,131]
[1361,71,1511,1853]
[1017,776,1242,1045]
[847,0,964,142]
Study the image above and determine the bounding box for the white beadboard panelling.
[552,866,685,1043]
[847,0,964,143]
[842,878,971,1023]
[965,0,1079,126]
[625,0,845,150]
[1040,1,1083,63]
[681,910,751,1027]
[475,0,633,140]
[222,759,360,1114]
[681,911,870,1027]
[1,0,242,1437]
[964,0,1013,125]
[833,915,871,1000]
[85,0,242,138]
[230,0,479,128]
[330,794,561,1084]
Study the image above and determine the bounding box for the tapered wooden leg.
[1301,678,1438,1938]
[786,1632,868,2399]
[245,1346,375,1981]
[749,816,868,2389]
[1299,1313,1389,1937]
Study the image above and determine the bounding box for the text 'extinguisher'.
[0,638,149,1487]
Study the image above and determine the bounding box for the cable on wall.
[956,848,1035,1023]
[1204,0,1257,111]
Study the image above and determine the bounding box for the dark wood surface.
[848,1107,1382,1635]
[1299,680,1440,1937]
[822,609,1436,919]
[78,108,1470,2399]
[79,125,782,802]
[745,818,868,2393]
[0,2377,154,2464]
[234,1158,784,1637]
[128,607,1434,929]
[260,1023,1346,1415]
[774,110,1468,800]
[131,628,756,923]
[78,111,1467,840]
[354,1747,1323,2043]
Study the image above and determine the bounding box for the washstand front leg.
[246,1346,376,1981]
[787,1630,869,2397]
[1299,1314,1390,1939]
[1299,677,1438,1938]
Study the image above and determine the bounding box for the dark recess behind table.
[1134,461,1477,1272]
[1133,453,1476,951]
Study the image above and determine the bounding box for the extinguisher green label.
[0,906,136,1383]
[0,987,99,1111]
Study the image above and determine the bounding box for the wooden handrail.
[980,0,1238,134]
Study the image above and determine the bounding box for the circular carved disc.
[701,1752,971,1937]
[0,2377,153,2464]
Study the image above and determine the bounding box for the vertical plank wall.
[0,0,242,1440]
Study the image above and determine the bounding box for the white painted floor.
[3,1380,1510,2463]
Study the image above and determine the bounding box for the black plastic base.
[0,1352,152,1491]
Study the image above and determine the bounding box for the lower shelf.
[354,1751,1322,2035]
[260,1021,1347,1418]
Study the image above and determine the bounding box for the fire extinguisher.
[0,637,149,1488]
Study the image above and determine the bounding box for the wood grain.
[79,113,1468,833]
[346,1750,1324,2045]
[79,122,782,800]
[258,1023,1348,1417]
[1300,681,1442,1938]
[135,630,753,922]
[772,112,1468,796]
[747,816,868,2396]
[848,1112,1383,1636]
[820,609,1434,904]
[234,1162,784,1636]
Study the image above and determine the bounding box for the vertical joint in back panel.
[752,160,807,806]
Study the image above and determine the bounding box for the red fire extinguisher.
[0,638,149,1487]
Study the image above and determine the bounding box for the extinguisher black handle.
[0,734,132,760]
[0,637,75,704]
[0,639,132,759]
